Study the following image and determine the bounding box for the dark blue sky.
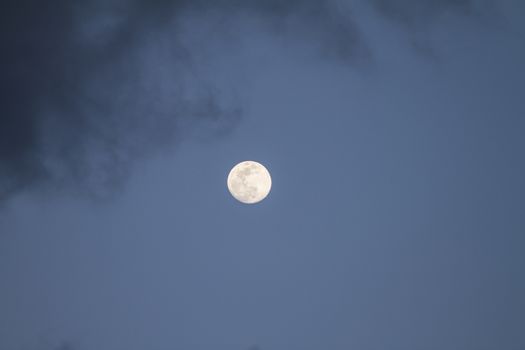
[1,1,524,349]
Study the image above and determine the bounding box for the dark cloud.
[0,0,478,202]
[54,341,76,350]
[370,0,476,56]
[0,0,365,202]
[371,0,473,25]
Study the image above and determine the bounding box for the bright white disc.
[227,161,272,204]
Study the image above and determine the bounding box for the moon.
[227,161,272,204]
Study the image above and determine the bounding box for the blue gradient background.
[1,1,524,349]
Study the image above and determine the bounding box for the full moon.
[227,161,272,204]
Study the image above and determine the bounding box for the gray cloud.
[0,0,477,202]
[371,0,473,25]
[370,0,476,55]
[54,342,75,350]
[0,0,366,201]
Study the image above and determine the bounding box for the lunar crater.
[227,161,271,204]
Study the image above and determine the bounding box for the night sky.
[1,1,525,349]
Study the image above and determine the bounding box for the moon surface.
[227,161,272,204]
